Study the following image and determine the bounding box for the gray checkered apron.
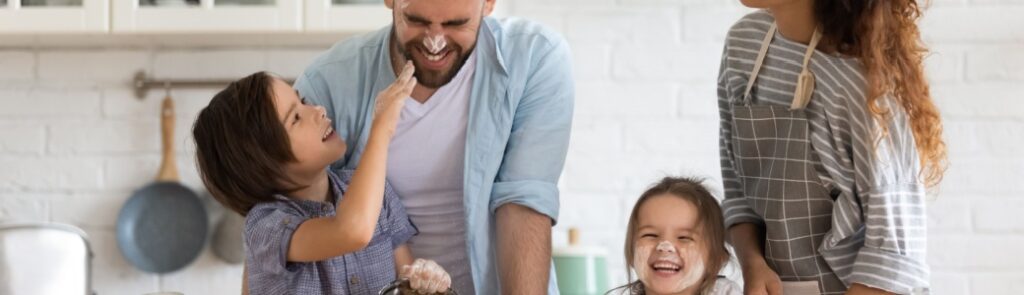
[731,22,847,295]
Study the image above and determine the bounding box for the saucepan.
[378,278,458,295]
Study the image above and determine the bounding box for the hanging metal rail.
[131,70,295,99]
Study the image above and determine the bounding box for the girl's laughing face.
[632,194,709,295]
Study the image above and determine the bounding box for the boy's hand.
[372,61,416,136]
[400,258,451,294]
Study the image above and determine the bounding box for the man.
[281,0,573,293]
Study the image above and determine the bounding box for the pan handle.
[156,84,179,182]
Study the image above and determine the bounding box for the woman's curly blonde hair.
[818,0,947,186]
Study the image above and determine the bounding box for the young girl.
[612,177,742,295]
[718,1,945,294]
[193,62,452,294]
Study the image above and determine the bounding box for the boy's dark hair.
[610,176,731,295]
[193,71,298,215]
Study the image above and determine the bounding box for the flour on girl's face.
[633,244,655,283]
[633,240,706,294]
[673,245,704,292]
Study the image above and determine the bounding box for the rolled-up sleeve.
[717,43,764,230]
[488,35,574,224]
[847,96,930,294]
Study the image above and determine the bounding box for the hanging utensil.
[115,86,208,274]
[211,209,245,264]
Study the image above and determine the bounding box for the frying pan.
[116,92,207,274]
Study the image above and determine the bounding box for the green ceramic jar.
[553,228,609,295]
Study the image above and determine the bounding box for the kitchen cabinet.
[306,0,508,32]
[1,0,505,34]
[305,0,389,32]
[0,0,108,33]
[111,0,303,33]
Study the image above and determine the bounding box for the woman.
[717,0,946,294]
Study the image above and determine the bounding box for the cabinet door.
[0,0,107,33]
[305,0,508,33]
[305,0,389,32]
[112,0,301,33]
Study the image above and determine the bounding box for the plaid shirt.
[244,169,417,295]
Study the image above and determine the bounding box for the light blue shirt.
[293,17,574,294]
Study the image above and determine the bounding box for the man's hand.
[495,203,552,295]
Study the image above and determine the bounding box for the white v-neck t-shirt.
[385,51,477,294]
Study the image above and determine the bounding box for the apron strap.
[741,22,777,103]
[791,28,823,110]
[741,22,823,110]
[802,28,824,70]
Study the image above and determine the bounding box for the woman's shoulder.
[726,10,775,39]
[721,10,775,67]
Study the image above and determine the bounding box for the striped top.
[717,11,929,294]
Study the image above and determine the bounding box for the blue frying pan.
[116,94,207,274]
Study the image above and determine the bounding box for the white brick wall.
[511,1,1024,294]
[0,1,1021,294]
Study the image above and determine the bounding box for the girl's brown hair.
[817,0,947,186]
[610,177,730,295]
[192,72,300,215]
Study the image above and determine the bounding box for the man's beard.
[394,32,475,89]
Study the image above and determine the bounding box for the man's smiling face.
[387,0,495,88]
